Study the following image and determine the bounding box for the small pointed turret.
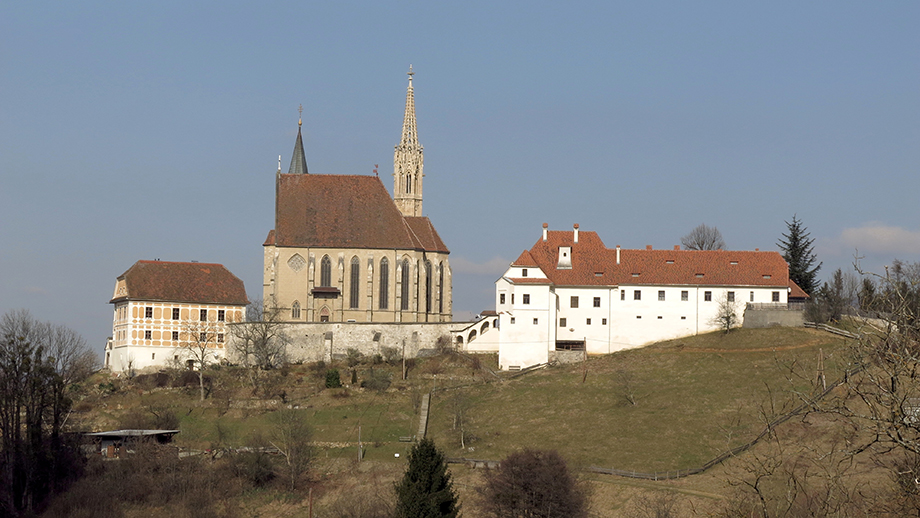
[288,105,308,175]
[394,65,424,217]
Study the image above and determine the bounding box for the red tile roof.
[788,280,809,299]
[512,230,789,288]
[266,173,447,253]
[111,261,248,305]
[513,250,538,267]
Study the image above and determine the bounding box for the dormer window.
[522,268,528,277]
[666,260,674,264]
[595,272,603,277]
[730,261,738,265]
[631,273,640,277]
[763,274,772,279]
[695,273,704,278]
[557,247,572,269]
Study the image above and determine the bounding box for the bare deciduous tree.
[269,409,312,491]
[178,316,228,401]
[481,449,588,518]
[681,223,726,251]
[710,294,741,333]
[230,300,290,396]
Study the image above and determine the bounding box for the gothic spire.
[288,104,308,175]
[394,65,424,217]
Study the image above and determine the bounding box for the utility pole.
[817,348,826,390]
[358,424,362,463]
[402,339,407,380]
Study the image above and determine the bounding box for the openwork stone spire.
[288,104,308,175]
[394,65,424,217]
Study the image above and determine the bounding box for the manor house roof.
[110,261,248,305]
[511,229,790,288]
[266,173,448,253]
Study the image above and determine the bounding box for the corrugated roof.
[110,261,248,305]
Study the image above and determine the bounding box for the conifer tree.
[777,215,821,295]
[394,438,460,518]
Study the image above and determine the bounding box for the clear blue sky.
[2,1,918,352]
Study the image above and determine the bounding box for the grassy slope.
[428,327,850,471]
[70,327,854,516]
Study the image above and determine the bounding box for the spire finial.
[298,104,303,126]
[407,65,414,84]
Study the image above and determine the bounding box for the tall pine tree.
[394,438,460,518]
[777,215,821,295]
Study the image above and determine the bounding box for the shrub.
[346,348,364,367]
[360,369,392,392]
[381,346,401,365]
[325,369,342,388]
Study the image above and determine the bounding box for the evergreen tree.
[394,438,460,518]
[777,215,822,295]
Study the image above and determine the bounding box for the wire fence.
[447,322,863,481]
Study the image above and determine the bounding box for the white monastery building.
[106,260,248,372]
[475,224,806,370]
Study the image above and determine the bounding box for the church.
[262,67,452,325]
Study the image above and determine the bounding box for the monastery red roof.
[110,260,248,305]
[511,230,790,288]
[266,173,448,253]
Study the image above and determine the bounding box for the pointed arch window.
[349,256,360,309]
[379,258,389,310]
[438,262,444,314]
[425,260,432,314]
[291,301,301,320]
[400,259,410,311]
[320,255,332,287]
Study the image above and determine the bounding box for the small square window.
[570,296,579,308]
[200,309,207,321]
[532,318,538,325]
[559,318,567,327]
[602,318,607,325]
[593,297,601,307]
[152,353,155,360]
[657,316,662,319]
[634,290,641,300]
[145,307,153,319]
[172,308,180,320]
[500,293,506,304]
[218,310,225,322]
[199,332,207,341]
[172,331,179,341]
[510,317,516,324]
[522,268,528,277]
[144,330,151,340]
[586,318,591,325]
[681,316,686,320]
[636,315,642,319]
[620,291,625,301]
[704,291,712,302]
[772,291,780,302]
[658,290,665,301]
[750,291,755,302]
[681,290,688,301]
[218,333,224,343]
[523,294,530,305]
[727,291,735,302]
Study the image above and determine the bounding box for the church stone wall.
[260,322,469,364]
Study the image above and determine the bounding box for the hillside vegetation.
[59,327,855,516]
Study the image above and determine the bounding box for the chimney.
[616,245,621,265]
[542,222,548,242]
[646,245,652,250]
[573,223,579,243]
[674,245,680,251]
[755,248,759,251]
